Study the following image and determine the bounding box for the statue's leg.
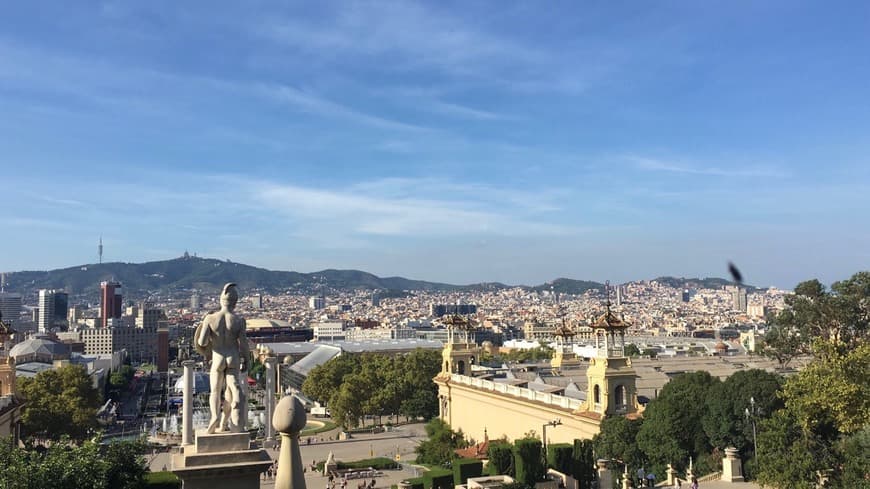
[225,354,245,431]
[208,354,226,433]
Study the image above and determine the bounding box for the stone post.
[621,464,631,489]
[722,447,744,482]
[264,356,278,440]
[666,464,676,486]
[182,360,195,446]
[597,460,612,489]
[273,395,307,489]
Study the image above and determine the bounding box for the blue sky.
[1,1,869,288]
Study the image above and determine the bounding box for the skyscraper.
[100,281,122,328]
[731,287,748,312]
[38,289,68,332]
[0,292,22,327]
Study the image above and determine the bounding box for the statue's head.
[220,283,238,309]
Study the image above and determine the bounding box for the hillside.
[651,276,759,291]
[1,256,755,300]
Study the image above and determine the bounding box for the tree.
[623,344,641,357]
[593,416,645,470]
[18,364,101,441]
[302,354,361,405]
[415,418,467,466]
[636,371,719,475]
[753,271,870,488]
[701,369,783,454]
[0,437,148,489]
[763,273,870,367]
[109,365,136,391]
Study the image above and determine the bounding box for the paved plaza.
[149,423,428,489]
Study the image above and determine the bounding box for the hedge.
[423,468,454,489]
[513,438,544,487]
[404,477,425,489]
[546,443,573,474]
[453,458,483,485]
[571,439,595,489]
[487,441,514,476]
[316,457,400,472]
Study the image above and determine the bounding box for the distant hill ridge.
[1,256,750,299]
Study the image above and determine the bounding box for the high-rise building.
[251,294,263,309]
[38,289,68,332]
[682,289,691,302]
[308,296,326,310]
[370,291,380,307]
[0,292,22,327]
[135,305,161,329]
[615,286,623,306]
[190,292,201,310]
[731,287,748,312]
[100,281,122,328]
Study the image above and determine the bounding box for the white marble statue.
[195,283,251,433]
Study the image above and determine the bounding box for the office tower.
[135,305,161,329]
[615,286,623,306]
[682,289,691,302]
[370,291,380,307]
[38,289,68,332]
[251,294,263,309]
[100,281,122,328]
[0,292,22,327]
[309,296,325,310]
[731,287,748,312]
[190,292,201,310]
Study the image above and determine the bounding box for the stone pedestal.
[172,432,272,489]
[721,447,744,482]
[597,460,612,489]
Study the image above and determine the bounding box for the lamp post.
[744,396,758,456]
[541,419,562,468]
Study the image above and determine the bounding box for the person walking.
[646,472,656,487]
[690,476,698,489]
[637,467,646,488]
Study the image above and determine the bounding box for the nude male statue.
[194,283,251,433]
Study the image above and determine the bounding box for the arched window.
[457,360,466,375]
[615,384,626,409]
[444,361,449,372]
[593,384,601,407]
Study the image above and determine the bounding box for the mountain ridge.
[0,256,753,299]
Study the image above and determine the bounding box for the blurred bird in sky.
[728,262,743,285]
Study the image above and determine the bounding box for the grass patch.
[301,420,337,436]
[145,471,181,489]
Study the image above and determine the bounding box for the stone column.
[597,460,612,489]
[182,360,195,446]
[722,447,744,482]
[666,464,677,486]
[273,395,307,489]
[264,356,278,440]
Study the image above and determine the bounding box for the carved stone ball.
[273,395,307,435]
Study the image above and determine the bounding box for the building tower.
[100,281,122,328]
[438,314,479,377]
[98,236,103,264]
[585,286,638,416]
[0,291,22,328]
[551,305,582,370]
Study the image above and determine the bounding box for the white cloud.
[630,156,789,178]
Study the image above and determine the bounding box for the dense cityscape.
[1,2,868,489]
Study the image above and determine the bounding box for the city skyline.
[1,2,869,288]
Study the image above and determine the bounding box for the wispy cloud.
[630,156,789,178]
[257,83,431,132]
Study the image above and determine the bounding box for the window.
[615,384,626,410]
[593,384,601,407]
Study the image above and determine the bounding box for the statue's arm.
[238,318,251,370]
[196,317,211,348]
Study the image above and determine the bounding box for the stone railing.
[0,395,12,411]
[449,374,583,411]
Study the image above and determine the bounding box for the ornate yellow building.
[434,309,640,444]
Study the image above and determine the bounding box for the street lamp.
[542,419,562,468]
[744,396,758,456]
